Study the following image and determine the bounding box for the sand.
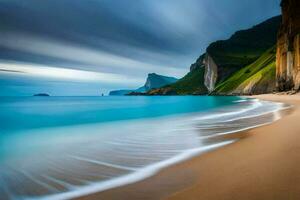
[78,94,300,200]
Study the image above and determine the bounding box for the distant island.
[33,93,50,97]
[109,73,178,95]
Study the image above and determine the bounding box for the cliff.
[147,16,281,96]
[203,54,218,92]
[276,0,300,91]
[109,90,134,96]
[147,65,207,95]
[149,16,281,96]
[142,73,178,91]
[204,16,281,91]
[109,73,178,95]
[213,47,276,95]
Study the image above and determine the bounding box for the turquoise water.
[0,96,286,200]
[0,96,239,132]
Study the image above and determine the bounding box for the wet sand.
[78,94,300,200]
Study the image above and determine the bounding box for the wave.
[0,98,290,200]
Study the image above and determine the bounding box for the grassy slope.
[168,66,207,94]
[148,66,208,95]
[213,47,276,94]
[207,16,281,83]
[148,16,280,96]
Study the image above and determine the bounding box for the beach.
[79,94,300,200]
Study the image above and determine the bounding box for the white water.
[0,98,290,200]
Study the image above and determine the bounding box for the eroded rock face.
[204,54,218,92]
[202,16,280,93]
[233,75,276,95]
[276,0,300,91]
[143,73,178,91]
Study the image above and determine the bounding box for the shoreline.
[78,94,300,200]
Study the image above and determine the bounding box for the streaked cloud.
[0,0,281,96]
[0,32,186,78]
[0,61,144,85]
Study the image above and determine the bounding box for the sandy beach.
[78,94,300,200]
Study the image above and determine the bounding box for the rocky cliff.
[203,54,218,92]
[276,0,300,91]
[147,65,207,95]
[204,16,281,91]
[213,47,276,95]
[109,90,134,96]
[109,73,178,95]
[147,16,281,96]
[142,73,178,91]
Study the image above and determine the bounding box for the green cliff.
[109,73,178,95]
[212,47,276,95]
[149,15,281,96]
[148,65,207,95]
[206,16,281,84]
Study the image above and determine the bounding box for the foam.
[27,141,234,200]
[23,99,289,200]
[191,98,262,120]
[67,155,138,171]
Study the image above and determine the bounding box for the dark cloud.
[0,68,24,73]
[0,0,281,96]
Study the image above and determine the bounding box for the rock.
[33,93,50,97]
[109,73,178,95]
[204,16,281,91]
[126,92,147,96]
[109,90,133,96]
[276,0,300,91]
[204,54,218,92]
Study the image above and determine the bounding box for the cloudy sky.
[0,0,280,96]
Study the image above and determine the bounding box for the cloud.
[0,68,25,73]
[145,0,205,35]
[0,0,281,95]
[0,32,186,78]
[0,61,144,86]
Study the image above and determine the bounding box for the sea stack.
[276,0,300,91]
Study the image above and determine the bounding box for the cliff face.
[204,54,218,92]
[109,90,133,96]
[276,0,300,91]
[147,65,208,95]
[213,47,276,95]
[109,73,178,95]
[142,73,178,91]
[145,16,281,96]
[204,16,281,92]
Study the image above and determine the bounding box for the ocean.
[0,96,288,200]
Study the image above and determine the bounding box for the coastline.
[78,94,300,200]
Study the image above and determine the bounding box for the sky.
[0,0,281,96]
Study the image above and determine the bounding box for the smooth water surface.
[0,96,287,200]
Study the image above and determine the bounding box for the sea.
[0,96,289,200]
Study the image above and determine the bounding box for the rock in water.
[33,93,50,97]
